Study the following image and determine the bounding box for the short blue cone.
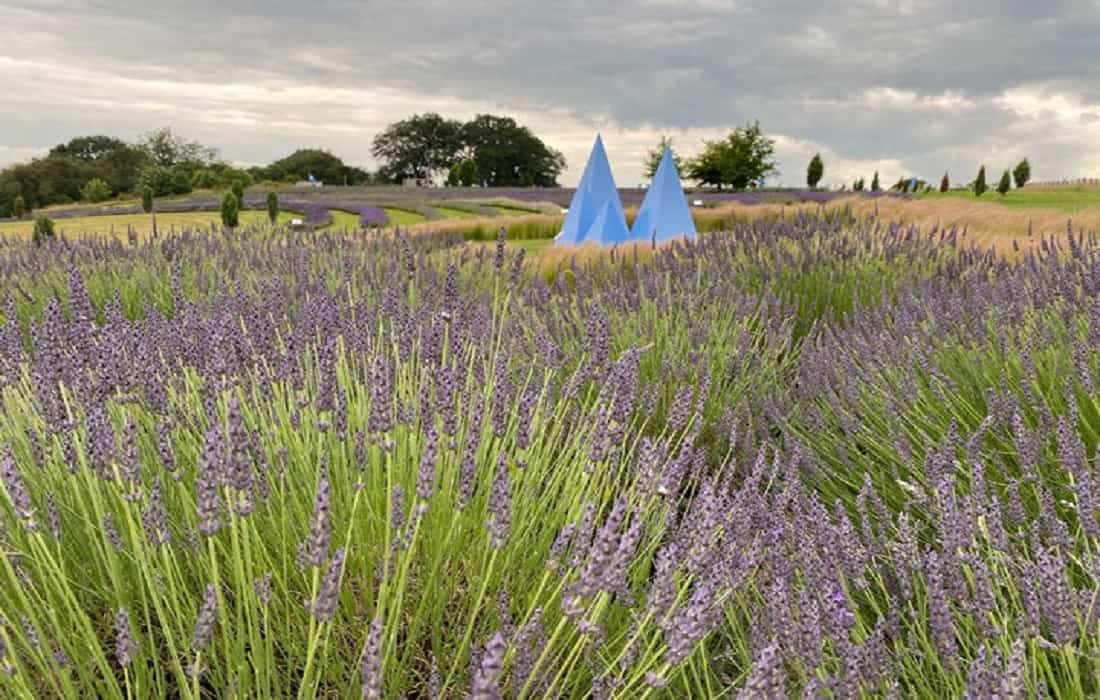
[630,146,696,243]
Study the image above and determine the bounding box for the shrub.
[973,165,987,197]
[190,169,220,189]
[267,191,279,225]
[997,169,1011,196]
[1013,158,1031,188]
[141,186,154,213]
[231,180,246,202]
[80,177,112,203]
[11,195,25,218]
[870,171,880,192]
[31,213,54,245]
[221,191,240,228]
[806,153,824,188]
[939,172,949,193]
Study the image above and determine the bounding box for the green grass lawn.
[323,209,362,229]
[0,210,300,239]
[511,238,555,254]
[920,187,1100,212]
[384,208,426,226]
[493,205,543,217]
[433,206,478,219]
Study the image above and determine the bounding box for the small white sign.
[290,218,304,226]
[692,200,703,207]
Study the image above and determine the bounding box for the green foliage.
[137,164,194,197]
[252,149,369,185]
[31,213,54,245]
[446,158,479,187]
[806,153,824,188]
[643,136,685,180]
[138,127,218,167]
[372,113,564,186]
[372,113,465,182]
[997,169,1011,196]
[11,195,25,218]
[49,135,149,193]
[266,192,279,224]
[852,178,864,192]
[686,121,778,189]
[141,186,154,214]
[461,114,565,187]
[220,191,240,228]
[940,172,950,193]
[1013,158,1031,188]
[190,169,220,189]
[870,171,880,192]
[973,165,987,197]
[231,180,245,202]
[80,178,112,203]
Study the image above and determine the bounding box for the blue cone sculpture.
[630,146,696,243]
[556,135,629,246]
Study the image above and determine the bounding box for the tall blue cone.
[630,146,697,243]
[556,135,628,246]
[585,199,630,245]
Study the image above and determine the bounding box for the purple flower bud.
[195,426,224,537]
[0,444,37,531]
[303,471,332,567]
[115,608,137,668]
[486,454,511,549]
[191,584,218,651]
[470,631,506,700]
[360,617,383,699]
[309,548,346,622]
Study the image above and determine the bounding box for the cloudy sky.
[2,0,1099,187]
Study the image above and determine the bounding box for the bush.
[11,195,25,218]
[1013,158,1031,188]
[141,186,154,214]
[190,169,220,189]
[266,191,279,225]
[80,177,112,203]
[31,214,54,245]
[870,171,880,192]
[939,172,949,193]
[231,180,246,202]
[221,191,240,228]
[806,153,824,188]
[997,169,1011,196]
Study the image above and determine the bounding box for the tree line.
[0,112,569,217]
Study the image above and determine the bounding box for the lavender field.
[0,213,1092,698]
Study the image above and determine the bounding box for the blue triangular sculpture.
[630,146,697,243]
[585,199,630,245]
[556,135,629,246]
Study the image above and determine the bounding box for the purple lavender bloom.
[303,471,332,567]
[0,444,37,531]
[195,425,224,537]
[360,617,383,699]
[309,548,346,622]
[486,454,511,549]
[191,584,219,651]
[470,631,506,700]
[115,608,137,668]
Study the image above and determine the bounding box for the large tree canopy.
[372,113,564,186]
[371,113,464,182]
[686,121,778,190]
[49,135,149,194]
[252,149,369,185]
[461,114,565,187]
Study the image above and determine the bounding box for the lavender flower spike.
[360,617,383,699]
[191,584,219,651]
[115,608,138,668]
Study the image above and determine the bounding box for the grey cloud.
[2,0,1100,185]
